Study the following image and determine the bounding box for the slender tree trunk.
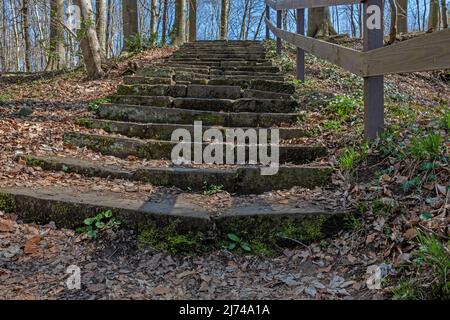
[350,5,356,37]
[442,0,448,28]
[174,0,186,46]
[388,0,398,44]
[22,0,31,71]
[161,0,168,45]
[307,7,337,37]
[189,0,196,41]
[428,0,439,31]
[96,0,107,57]
[150,0,156,40]
[240,0,249,40]
[74,0,104,79]
[46,0,65,70]
[220,0,229,40]
[122,0,139,50]
[397,0,408,33]
[10,0,20,71]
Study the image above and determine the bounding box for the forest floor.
[0,40,448,300]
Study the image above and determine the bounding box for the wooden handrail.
[362,28,450,76]
[266,18,364,76]
[266,0,361,10]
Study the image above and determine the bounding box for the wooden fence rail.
[265,0,450,139]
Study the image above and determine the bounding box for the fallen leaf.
[0,218,14,232]
[366,233,376,244]
[403,228,418,241]
[24,235,42,254]
[152,287,171,295]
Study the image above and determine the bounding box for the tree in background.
[189,0,197,42]
[122,0,139,50]
[388,0,398,44]
[397,0,408,33]
[307,7,337,37]
[21,0,31,71]
[442,0,448,28]
[428,0,440,31]
[220,0,229,40]
[161,0,168,45]
[150,0,157,43]
[173,0,186,46]
[46,0,65,70]
[74,0,104,79]
[96,0,107,57]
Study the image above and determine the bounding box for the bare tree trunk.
[307,7,337,37]
[428,0,440,31]
[174,0,186,46]
[240,0,249,40]
[22,0,31,71]
[122,0,139,50]
[388,0,397,44]
[189,0,196,41]
[150,0,156,41]
[46,0,65,70]
[74,0,104,79]
[161,0,168,45]
[442,0,448,28]
[350,5,356,37]
[220,0,229,40]
[96,0,107,57]
[397,0,408,33]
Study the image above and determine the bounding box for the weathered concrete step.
[75,119,307,140]
[211,66,281,73]
[117,84,242,99]
[123,76,174,85]
[63,132,327,164]
[169,53,269,62]
[110,97,298,113]
[136,67,209,77]
[210,75,285,82]
[0,186,347,238]
[22,156,332,193]
[97,104,298,127]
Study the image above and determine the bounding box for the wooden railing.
[265,0,450,139]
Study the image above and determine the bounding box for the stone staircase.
[0,41,347,238]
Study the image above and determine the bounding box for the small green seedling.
[88,98,110,112]
[77,210,121,239]
[202,183,224,195]
[226,233,252,252]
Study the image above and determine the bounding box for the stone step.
[110,96,298,113]
[211,66,281,73]
[97,104,299,127]
[22,156,332,193]
[117,84,242,100]
[63,132,327,164]
[170,55,267,61]
[136,67,209,77]
[0,186,347,238]
[123,76,174,85]
[75,118,307,140]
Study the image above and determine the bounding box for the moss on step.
[74,118,93,129]
[138,219,210,254]
[0,193,16,213]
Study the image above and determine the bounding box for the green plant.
[410,132,443,160]
[202,183,224,195]
[414,232,450,298]
[392,280,419,300]
[226,233,252,252]
[339,147,359,171]
[441,107,450,130]
[88,98,110,112]
[372,198,396,216]
[326,95,361,120]
[0,94,10,104]
[345,214,364,231]
[324,119,342,131]
[77,210,121,239]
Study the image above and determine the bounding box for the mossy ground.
[138,215,342,256]
[0,193,16,213]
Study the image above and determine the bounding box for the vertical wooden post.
[276,10,282,55]
[296,8,305,82]
[363,0,384,140]
[266,5,270,40]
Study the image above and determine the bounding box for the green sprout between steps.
[77,210,121,239]
[226,233,252,252]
